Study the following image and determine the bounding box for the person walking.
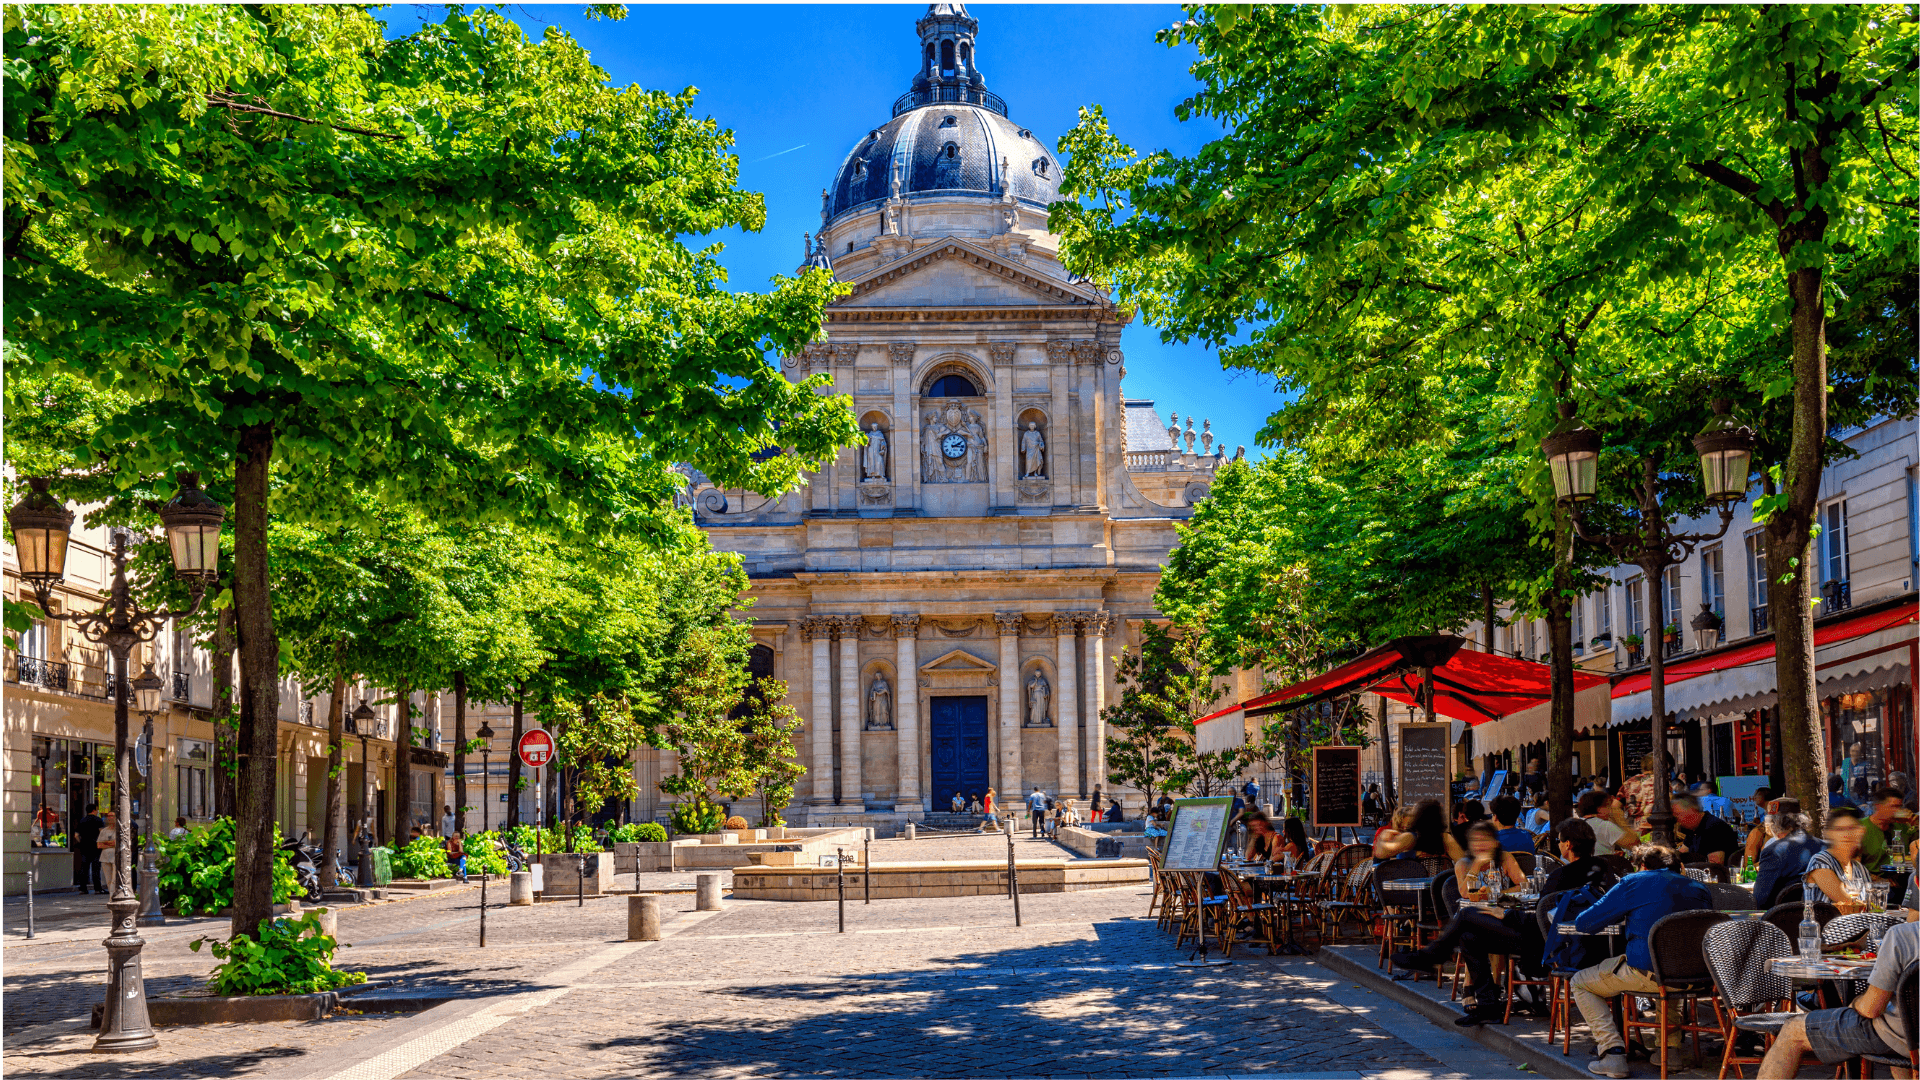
[96,811,119,895]
[439,804,455,838]
[1028,787,1047,837]
[978,789,999,833]
[76,803,106,894]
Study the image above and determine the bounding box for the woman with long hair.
[1391,821,1528,1024]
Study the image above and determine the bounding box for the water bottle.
[1798,895,1821,957]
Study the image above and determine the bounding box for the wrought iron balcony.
[1751,606,1770,636]
[1820,578,1851,612]
[891,84,1008,119]
[15,655,69,692]
[172,670,191,701]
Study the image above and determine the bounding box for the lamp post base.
[92,896,158,1053]
[136,848,165,925]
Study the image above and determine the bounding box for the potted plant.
[1662,621,1679,644]
[1589,632,1613,648]
[1621,633,1644,663]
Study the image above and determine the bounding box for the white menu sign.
[1163,797,1234,871]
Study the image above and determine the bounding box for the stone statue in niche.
[963,409,988,482]
[865,671,893,730]
[1025,669,1051,728]
[1020,421,1046,478]
[921,409,945,481]
[862,424,889,481]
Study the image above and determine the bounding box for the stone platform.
[730,857,1149,901]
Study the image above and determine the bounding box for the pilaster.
[990,343,1017,513]
[1053,612,1079,796]
[801,617,835,805]
[890,342,918,515]
[891,614,922,810]
[1083,613,1112,799]
[993,612,1023,794]
[1045,340,1074,511]
[836,615,863,806]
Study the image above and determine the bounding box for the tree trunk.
[507,686,525,830]
[1546,512,1576,824]
[453,671,467,836]
[1768,260,1830,832]
[320,670,346,893]
[1376,698,1396,807]
[230,423,282,942]
[210,602,237,818]
[1482,583,1496,653]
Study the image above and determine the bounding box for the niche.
[1015,408,1049,479]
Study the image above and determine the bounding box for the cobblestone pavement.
[5,883,1529,1079]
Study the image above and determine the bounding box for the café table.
[1765,955,1876,1009]
[1242,871,1313,951]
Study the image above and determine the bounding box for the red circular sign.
[516,729,555,768]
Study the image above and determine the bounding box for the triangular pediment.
[840,240,1105,309]
[919,648,998,674]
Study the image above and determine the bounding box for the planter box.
[539,852,612,896]
[615,841,685,873]
[91,980,397,1027]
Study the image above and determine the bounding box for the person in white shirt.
[1577,789,1640,855]
[440,805,455,837]
[168,816,190,840]
[96,811,119,889]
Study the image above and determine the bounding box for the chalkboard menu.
[1398,722,1452,816]
[1311,746,1363,827]
[1619,731,1653,776]
[1163,797,1234,870]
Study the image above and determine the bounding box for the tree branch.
[206,94,403,140]
[1684,159,1787,225]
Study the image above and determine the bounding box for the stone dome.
[822,5,1062,227]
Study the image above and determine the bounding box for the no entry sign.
[516,729,555,768]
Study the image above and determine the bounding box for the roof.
[825,105,1062,224]
[1124,400,1172,453]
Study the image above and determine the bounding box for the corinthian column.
[802,618,834,805]
[892,614,921,811]
[1085,613,1112,800]
[1053,613,1079,796]
[838,616,863,808]
[994,612,1023,794]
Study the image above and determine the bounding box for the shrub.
[464,832,508,877]
[190,911,366,996]
[670,799,725,835]
[634,821,668,843]
[504,823,600,854]
[758,812,785,829]
[389,835,451,880]
[607,822,668,844]
[158,818,298,916]
[723,815,750,831]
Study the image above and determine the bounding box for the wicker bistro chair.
[1316,845,1376,945]
[1509,850,1538,876]
[1707,882,1756,912]
[1773,882,1807,908]
[1702,917,1796,1080]
[1374,858,1438,968]
[1145,846,1168,922]
[1858,961,1919,1077]
[1821,910,1906,951]
[1534,892,1587,1055]
[1219,864,1281,956]
[1762,902,1841,953]
[1173,871,1236,956]
[1629,909,1730,1080]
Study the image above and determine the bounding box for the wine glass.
[1485,871,1503,904]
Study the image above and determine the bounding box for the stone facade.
[677,5,1230,824]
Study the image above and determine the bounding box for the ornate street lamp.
[6,473,223,1053]
[1690,603,1725,654]
[475,721,495,833]
[1540,402,1756,847]
[131,664,166,926]
[348,700,379,887]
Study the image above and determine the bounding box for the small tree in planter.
[658,626,802,834]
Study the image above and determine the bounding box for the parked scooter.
[283,833,324,903]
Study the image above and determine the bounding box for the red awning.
[1197,634,1607,728]
[1610,599,1917,699]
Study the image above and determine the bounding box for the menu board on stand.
[1397,722,1452,819]
[1311,746,1363,829]
[1162,797,1235,871]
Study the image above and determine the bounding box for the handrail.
[891,85,1008,119]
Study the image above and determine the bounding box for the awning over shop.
[1474,680,1614,757]
[1610,597,1916,726]
[1196,634,1608,731]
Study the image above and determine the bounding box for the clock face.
[941,433,968,460]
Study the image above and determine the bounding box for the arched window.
[925,42,935,65]
[940,39,955,70]
[960,42,972,66]
[733,644,777,718]
[927,374,980,397]
[945,143,958,159]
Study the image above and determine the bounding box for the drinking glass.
[1485,873,1503,904]
[1868,881,1890,912]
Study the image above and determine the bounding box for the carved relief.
[987,342,1017,367]
[1072,341,1102,366]
[888,341,917,368]
[933,618,978,638]
[858,480,892,507]
[890,614,921,639]
[921,401,989,484]
[1049,613,1080,637]
[1045,340,1075,366]
[992,612,1023,637]
[831,343,860,367]
[798,616,835,642]
[1085,612,1115,637]
[1016,478,1051,503]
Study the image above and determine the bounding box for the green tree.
[5,4,858,939]
[1101,621,1247,805]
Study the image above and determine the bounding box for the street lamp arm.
[27,578,210,652]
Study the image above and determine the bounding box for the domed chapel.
[673,5,1238,828]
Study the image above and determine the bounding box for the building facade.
[676,5,1232,826]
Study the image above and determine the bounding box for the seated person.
[1568,844,1712,1077]
[1104,800,1124,823]
[1523,791,1553,836]
[1543,817,1620,896]
[1243,813,1281,863]
[1860,785,1908,874]
[951,791,966,814]
[1375,799,1465,863]
[1450,799,1487,853]
[1754,916,1920,1080]
[1388,821,1529,1023]
[1671,794,1741,866]
[1490,794,1535,855]
[1280,815,1313,863]
[1372,806,1416,860]
[1750,799,1823,909]
[1743,786,1777,863]
[1805,806,1875,912]
[1577,789,1640,856]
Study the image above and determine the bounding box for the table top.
[1380,879,1430,892]
[1766,956,1875,981]
[1558,923,1622,936]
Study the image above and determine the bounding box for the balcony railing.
[16,655,70,692]
[172,670,191,701]
[1820,579,1851,612]
[1126,450,1172,471]
[891,84,1009,119]
[1752,606,1770,636]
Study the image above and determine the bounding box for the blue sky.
[449,4,1282,456]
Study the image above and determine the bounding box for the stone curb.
[1312,945,1589,1079]
[85,978,449,1028]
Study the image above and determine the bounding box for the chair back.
[1601,853,1633,879]
[1372,856,1431,905]
[1773,882,1806,907]
[1646,909,1729,988]
[1762,901,1841,952]
[1418,854,1451,878]
[1509,850,1537,875]
[1435,870,1462,918]
[1536,853,1565,874]
[1707,882,1754,911]
[1330,843,1374,875]
[1898,961,1918,1053]
[1822,910,1905,950]
[1535,890,1564,940]
[1702,918,1793,1011]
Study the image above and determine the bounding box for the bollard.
[836,849,846,933]
[1006,825,1022,927]
[509,870,533,906]
[905,821,916,841]
[628,894,661,940]
[478,877,487,948]
[25,854,34,940]
[695,873,722,912]
[312,906,339,940]
[864,838,871,905]
[576,853,585,908]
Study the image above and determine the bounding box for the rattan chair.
[1707,882,1755,911]
[1702,917,1795,1079]
[1533,892,1586,1055]
[1219,864,1279,956]
[1821,910,1905,950]
[1509,849,1538,875]
[1373,857,1435,968]
[1762,901,1840,953]
[1316,844,1375,945]
[1631,909,1729,1079]
[1773,882,1807,907]
[1145,845,1168,922]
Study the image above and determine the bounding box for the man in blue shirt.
[1749,798,1824,909]
[1490,795,1535,855]
[1569,845,1712,1077]
[1027,787,1048,838]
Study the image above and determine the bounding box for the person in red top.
[977,788,999,833]
[1617,748,1665,829]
